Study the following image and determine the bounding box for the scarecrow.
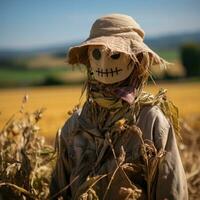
[50,14,188,200]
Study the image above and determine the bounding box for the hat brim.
[67,35,167,67]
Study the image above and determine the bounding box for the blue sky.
[0,0,200,49]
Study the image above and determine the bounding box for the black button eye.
[111,52,120,59]
[92,48,101,60]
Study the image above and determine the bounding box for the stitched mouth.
[95,67,123,77]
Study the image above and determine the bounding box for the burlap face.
[88,45,134,84]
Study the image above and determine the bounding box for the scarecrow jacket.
[50,102,188,200]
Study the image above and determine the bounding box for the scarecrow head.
[67,14,167,108]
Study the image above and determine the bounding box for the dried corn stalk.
[0,95,56,200]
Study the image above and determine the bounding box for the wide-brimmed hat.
[67,13,167,67]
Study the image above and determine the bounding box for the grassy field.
[0,67,86,87]
[0,82,199,140]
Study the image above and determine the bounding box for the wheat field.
[0,82,199,140]
[0,82,200,199]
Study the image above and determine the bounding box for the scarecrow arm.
[137,106,188,200]
[154,120,188,200]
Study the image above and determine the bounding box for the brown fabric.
[66,14,168,69]
[50,102,188,200]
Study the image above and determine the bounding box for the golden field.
[0,82,199,140]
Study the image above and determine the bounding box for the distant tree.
[180,43,200,77]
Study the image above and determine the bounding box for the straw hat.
[67,13,166,67]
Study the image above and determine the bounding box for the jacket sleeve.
[154,114,188,200]
[137,106,188,200]
[50,112,80,199]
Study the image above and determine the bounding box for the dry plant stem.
[102,134,123,200]
[0,182,35,199]
[49,176,79,200]
[102,162,120,200]
[1,114,15,132]
[103,134,130,200]
[125,193,132,200]
[187,168,200,180]
[88,174,108,189]
[132,127,151,200]
[77,174,108,199]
